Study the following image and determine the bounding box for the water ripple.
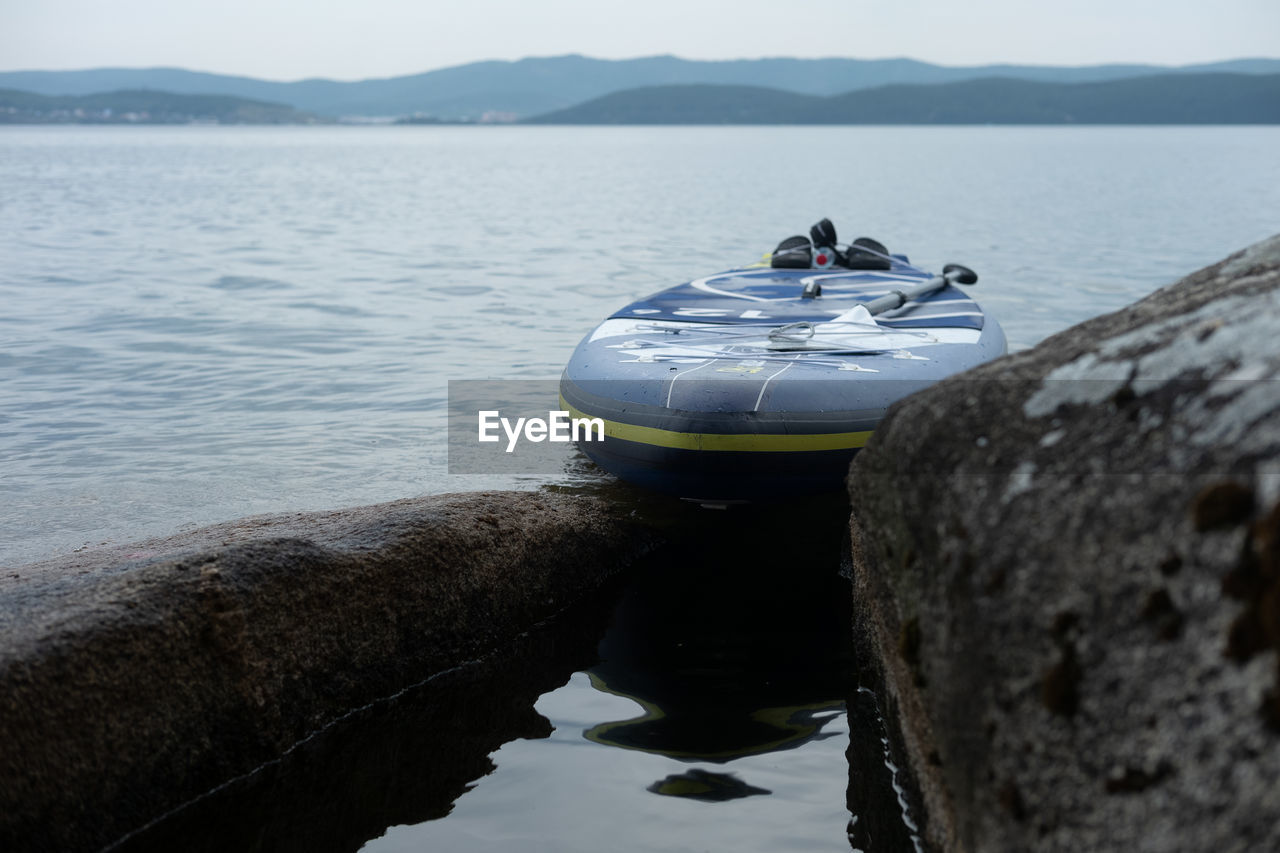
[2,124,1279,564]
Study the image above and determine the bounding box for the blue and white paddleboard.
[560,226,1007,503]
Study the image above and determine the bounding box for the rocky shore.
[847,234,1280,851]
[0,491,660,853]
[7,236,1280,853]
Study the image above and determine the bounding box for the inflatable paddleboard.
[559,220,1007,503]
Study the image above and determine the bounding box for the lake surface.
[2,124,1278,564]
[3,125,1279,852]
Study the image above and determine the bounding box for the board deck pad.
[560,257,1006,500]
[611,267,986,331]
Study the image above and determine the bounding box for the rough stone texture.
[114,585,620,853]
[847,234,1280,852]
[0,491,659,853]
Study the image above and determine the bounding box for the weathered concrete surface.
[847,234,1280,852]
[0,491,660,853]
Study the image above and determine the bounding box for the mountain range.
[528,73,1280,125]
[0,88,319,124]
[3,54,1279,119]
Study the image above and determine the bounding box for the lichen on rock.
[848,233,1280,852]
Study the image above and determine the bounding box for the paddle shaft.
[864,272,951,316]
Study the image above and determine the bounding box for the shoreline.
[0,491,663,852]
[4,235,1280,850]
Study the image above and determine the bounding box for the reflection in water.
[599,512,858,751]
[846,688,925,853]
[647,769,771,802]
[581,501,858,810]
[585,676,846,763]
[109,581,619,853]
[108,501,919,852]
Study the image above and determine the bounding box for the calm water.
[3,125,1279,852]
[115,506,893,853]
[2,125,1278,564]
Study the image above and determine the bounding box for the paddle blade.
[943,263,978,285]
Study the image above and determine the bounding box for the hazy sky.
[2,0,1277,80]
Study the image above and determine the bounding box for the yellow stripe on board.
[559,396,873,453]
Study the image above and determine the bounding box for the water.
[3,125,1279,851]
[2,125,1278,564]
[367,519,859,853]
[112,505,893,853]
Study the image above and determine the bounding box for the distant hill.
[2,55,1279,119]
[525,85,820,124]
[525,73,1280,124]
[0,89,321,124]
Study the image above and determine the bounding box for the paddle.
[863,264,977,316]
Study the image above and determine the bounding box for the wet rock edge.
[0,491,660,853]
[846,233,1280,852]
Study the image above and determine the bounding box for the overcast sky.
[2,0,1277,80]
